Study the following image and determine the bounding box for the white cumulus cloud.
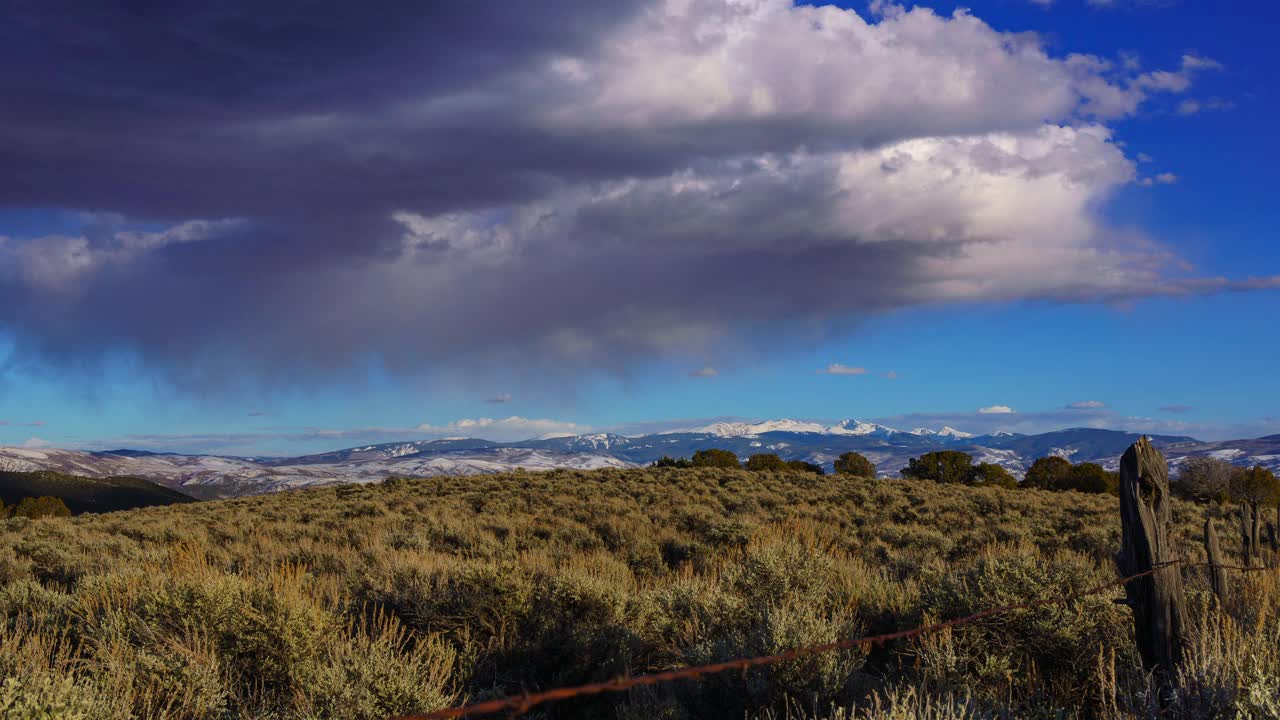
[978,405,1017,414]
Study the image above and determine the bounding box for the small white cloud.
[1181,54,1224,71]
[978,405,1016,414]
[819,363,868,376]
[884,370,899,380]
[22,437,52,448]
[485,393,513,404]
[1137,152,1153,163]
[689,366,719,378]
[1067,400,1107,409]
[1139,173,1177,187]
[1179,97,1235,116]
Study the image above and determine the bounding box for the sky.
[1,0,1278,455]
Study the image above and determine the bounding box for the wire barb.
[390,559,1273,720]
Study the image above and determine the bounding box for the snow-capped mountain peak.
[826,419,900,436]
[910,426,974,439]
[554,433,631,449]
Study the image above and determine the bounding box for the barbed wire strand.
[392,559,1276,720]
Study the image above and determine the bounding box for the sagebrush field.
[1,468,1277,719]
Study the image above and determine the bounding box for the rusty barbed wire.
[394,558,1277,719]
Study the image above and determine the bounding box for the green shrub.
[1023,457,1071,490]
[901,452,974,484]
[745,454,788,472]
[1064,462,1117,494]
[834,452,876,477]
[650,456,693,469]
[691,449,740,468]
[297,612,458,720]
[969,463,1016,489]
[916,549,1131,712]
[0,548,31,585]
[12,497,72,520]
[1232,465,1280,505]
[0,675,104,720]
[787,460,825,475]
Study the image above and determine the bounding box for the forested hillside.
[0,470,194,515]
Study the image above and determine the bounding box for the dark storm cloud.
[0,0,1266,388]
[0,0,648,220]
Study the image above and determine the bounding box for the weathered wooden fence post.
[1115,437,1187,686]
[1255,503,1264,562]
[1241,502,1254,567]
[1241,501,1263,567]
[1203,518,1229,607]
[1271,505,1280,566]
[1269,515,1279,568]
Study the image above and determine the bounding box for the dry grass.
[0,467,1275,719]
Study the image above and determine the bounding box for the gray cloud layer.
[0,0,1271,387]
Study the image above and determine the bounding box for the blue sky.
[1,1,1277,454]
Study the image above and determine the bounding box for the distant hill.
[1,422,1276,498]
[0,470,195,515]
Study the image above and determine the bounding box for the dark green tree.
[785,460,824,475]
[650,455,693,469]
[900,451,974,484]
[1064,462,1116,494]
[690,448,740,469]
[745,453,788,472]
[12,496,72,519]
[1232,465,1280,505]
[970,462,1017,489]
[1023,456,1072,490]
[833,452,876,477]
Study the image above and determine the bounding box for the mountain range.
[2,419,1277,498]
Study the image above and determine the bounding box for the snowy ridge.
[0,446,634,498]
[827,420,901,437]
[6,427,1279,499]
[911,426,975,439]
[680,419,829,437]
[671,418,964,439]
